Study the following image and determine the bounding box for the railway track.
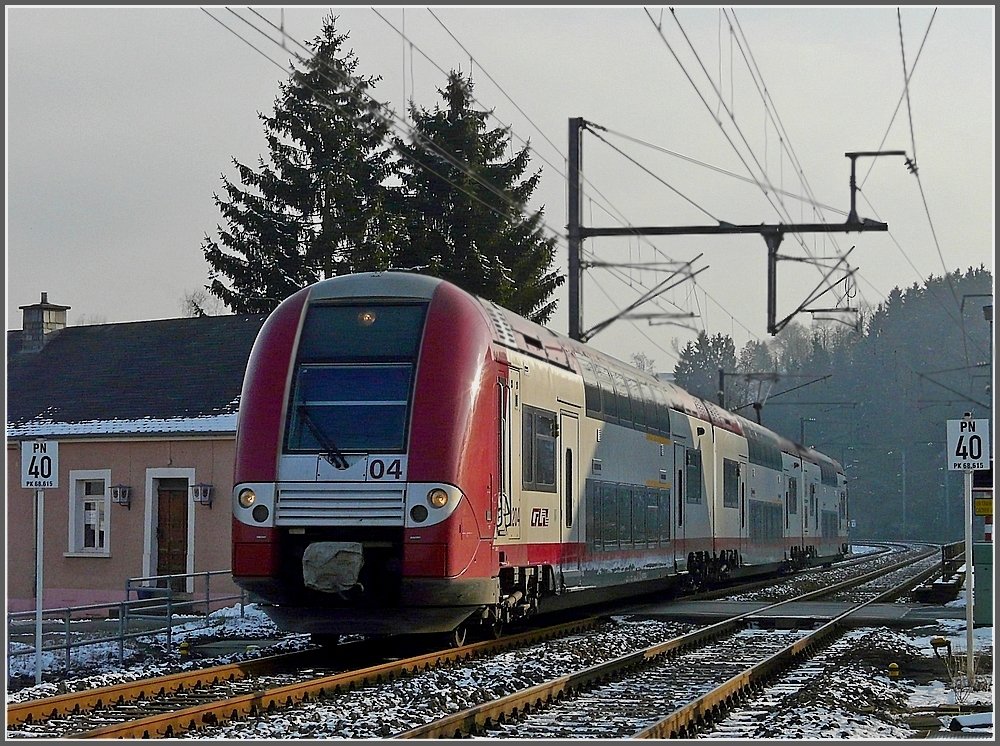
[7,618,604,738]
[5,543,939,739]
[397,546,941,739]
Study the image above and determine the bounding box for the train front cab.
[232,274,503,637]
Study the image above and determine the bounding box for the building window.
[68,470,111,556]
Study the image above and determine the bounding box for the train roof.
[303,272,841,470]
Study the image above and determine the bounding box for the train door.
[787,470,801,543]
[156,479,188,592]
[559,411,581,573]
[674,443,686,570]
[738,460,748,560]
[496,371,520,541]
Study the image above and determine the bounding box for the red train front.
[232,272,505,638]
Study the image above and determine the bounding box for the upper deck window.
[297,303,427,362]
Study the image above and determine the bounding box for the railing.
[7,570,247,684]
[941,539,965,576]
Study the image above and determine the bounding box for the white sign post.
[21,440,58,685]
[947,416,990,686]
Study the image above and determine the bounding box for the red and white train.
[232,272,849,642]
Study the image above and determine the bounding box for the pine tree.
[391,71,563,323]
[673,331,738,402]
[201,15,397,313]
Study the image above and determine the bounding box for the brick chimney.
[19,292,71,353]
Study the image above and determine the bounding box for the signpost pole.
[963,468,974,684]
[22,439,58,686]
[945,413,989,689]
[35,488,44,686]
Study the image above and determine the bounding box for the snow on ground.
[5,599,994,739]
[6,604,310,702]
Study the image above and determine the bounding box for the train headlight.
[252,504,270,523]
[427,488,449,509]
[410,505,429,523]
[238,488,257,509]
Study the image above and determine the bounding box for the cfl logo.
[530,507,550,527]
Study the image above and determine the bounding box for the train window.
[601,482,617,551]
[595,365,618,422]
[685,450,703,504]
[651,386,671,437]
[787,477,798,514]
[629,378,648,431]
[285,363,413,452]
[565,448,574,528]
[617,485,633,546]
[723,458,740,508]
[586,480,598,548]
[659,489,671,543]
[632,488,647,545]
[523,406,557,493]
[613,372,634,426]
[578,358,602,417]
[296,303,427,362]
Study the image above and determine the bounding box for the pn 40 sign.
[946,419,990,471]
[21,440,59,489]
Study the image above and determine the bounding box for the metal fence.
[7,570,247,682]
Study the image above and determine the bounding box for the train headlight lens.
[358,310,377,326]
[427,488,449,509]
[252,504,269,523]
[238,488,257,509]
[410,505,429,523]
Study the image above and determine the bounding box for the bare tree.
[181,288,225,317]
[630,352,656,373]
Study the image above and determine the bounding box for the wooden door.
[156,485,188,591]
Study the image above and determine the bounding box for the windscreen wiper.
[298,406,350,470]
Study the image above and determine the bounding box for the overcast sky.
[6,5,995,369]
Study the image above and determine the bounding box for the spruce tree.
[673,331,738,402]
[201,15,397,313]
[391,71,563,323]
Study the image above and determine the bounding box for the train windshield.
[284,303,427,454]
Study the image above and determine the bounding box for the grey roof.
[6,314,266,439]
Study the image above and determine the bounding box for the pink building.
[6,294,265,611]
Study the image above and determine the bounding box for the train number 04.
[368,458,403,481]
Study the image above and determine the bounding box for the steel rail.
[6,648,316,727]
[11,545,936,739]
[64,617,599,739]
[392,546,937,739]
[633,557,937,738]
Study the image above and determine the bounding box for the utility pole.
[567,117,584,341]
[566,119,907,340]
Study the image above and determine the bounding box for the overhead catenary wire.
[374,7,745,340]
[230,9,752,358]
[645,7,852,322]
[364,7,766,347]
[209,7,567,263]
